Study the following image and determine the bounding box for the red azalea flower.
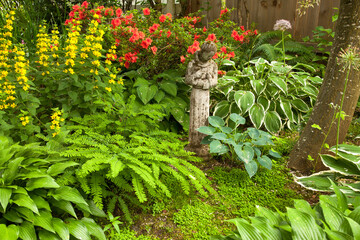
[166,13,172,20]
[139,31,145,39]
[166,30,171,38]
[220,46,227,53]
[212,52,219,59]
[227,51,235,59]
[141,38,152,49]
[151,46,157,55]
[111,18,121,27]
[159,14,166,23]
[218,70,226,76]
[73,5,80,10]
[254,29,258,35]
[231,30,238,38]
[194,34,200,40]
[69,11,75,17]
[81,1,89,8]
[125,61,130,68]
[187,41,200,54]
[143,8,150,15]
[203,26,207,32]
[116,8,122,17]
[105,8,114,16]
[240,26,245,31]
[149,23,160,33]
[220,8,228,17]
[206,33,216,41]
[180,55,186,63]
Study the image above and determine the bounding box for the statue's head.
[198,41,217,63]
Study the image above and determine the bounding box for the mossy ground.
[108,133,305,240]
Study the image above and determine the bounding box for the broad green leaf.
[171,107,189,129]
[68,91,78,102]
[302,84,319,98]
[292,99,310,112]
[229,113,246,125]
[137,85,158,104]
[227,218,263,240]
[321,154,360,175]
[346,217,360,239]
[324,230,352,240]
[208,116,225,128]
[34,210,55,233]
[87,200,106,218]
[269,76,287,94]
[255,206,282,226]
[0,224,19,240]
[250,218,281,240]
[330,144,360,156]
[213,101,231,118]
[19,222,37,240]
[47,162,79,176]
[287,208,324,240]
[51,200,77,219]
[0,187,12,211]
[294,199,316,219]
[297,171,335,191]
[249,104,265,129]
[280,100,294,122]
[320,201,345,231]
[13,194,39,214]
[3,157,24,184]
[257,96,270,111]
[4,209,23,223]
[26,176,60,191]
[257,156,272,170]
[331,181,348,213]
[211,133,228,141]
[222,59,235,66]
[269,150,281,158]
[210,140,229,154]
[38,230,60,240]
[196,126,216,135]
[154,90,165,103]
[220,126,232,134]
[133,77,149,87]
[52,218,70,240]
[51,186,88,205]
[250,79,265,95]
[31,195,51,211]
[235,91,255,113]
[264,111,282,134]
[159,80,177,97]
[244,160,258,178]
[81,218,106,240]
[67,219,91,240]
[235,145,254,164]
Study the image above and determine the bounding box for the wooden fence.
[196,0,340,39]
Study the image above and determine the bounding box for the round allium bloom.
[273,19,292,31]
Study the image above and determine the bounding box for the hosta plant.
[0,136,106,240]
[297,144,360,199]
[213,58,322,133]
[197,114,281,178]
[211,182,360,240]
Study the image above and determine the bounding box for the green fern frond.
[90,173,104,209]
[110,176,133,192]
[128,164,156,188]
[118,197,132,223]
[107,196,117,213]
[253,43,280,61]
[131,175,147,203]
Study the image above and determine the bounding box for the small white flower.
[273,19,292,31]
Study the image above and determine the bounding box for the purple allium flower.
[273,19,292,31]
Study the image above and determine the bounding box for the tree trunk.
[164,0,176,17]
[288,0,360,174]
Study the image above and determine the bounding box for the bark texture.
[288,0,360,174]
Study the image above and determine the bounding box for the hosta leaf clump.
[197,114,281,178]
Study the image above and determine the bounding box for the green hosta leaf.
[320,201,345,231]
[19,222,37,240]
[229,113,246,126]
[13,194,39,214]
[67,219,91,240]
[269,76,287,94]
[38,230,60,240]
[330,144,360,156]
[324,230,352,240]
[0,187,12,211]
[3,157,24,184]
[81,218,106,240]
[249,104,265,129]
[244,160,258,178]
[47,162,79,176]
[133,77,149,87]
[321,154,360,175]
[234,91,255,114]
[213,101,230,118]
[249,218,281,240]
[257,156,272,170]
[331,181,348,213]
[171,107,189,130]
[137,85,158,104]
[269,150,281,158]
[346,217,360,239]
[4,209,23,223]
[250,79,265,95]
[220,126,232,134]
[258,96,270,111]
[280,100,294,122]
[0,224,19,240]
[26,176,60,191]
[235,145,254,164]
[51,186,88,205]
[51,200,77,219]
[292,99,310,112]
[154,90,165,103]
[208,116,225,128]
[296,171,335,191]
[287,208,324,240]
[222,59,235,66]
[294,200,316,219]
[302,84,319,98]
[197,126,216,135]
[32,195,51,211]
[211,133,228,141]
[255,206,283,226]
[227,218,263,240]
[264,111,282,134]
[34,210,55,233]
[210,140,229,154]
[159,80,177,97]
[52,218,70,240]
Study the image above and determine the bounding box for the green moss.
[111,229,159,240]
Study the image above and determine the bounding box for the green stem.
[282,31,286,65]
[336,64,351,154]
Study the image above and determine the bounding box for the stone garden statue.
[185,41,218,158]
